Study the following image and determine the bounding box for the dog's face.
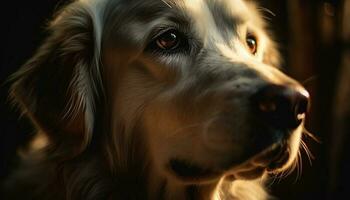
[102,0,309,183]
[11,0,310,186]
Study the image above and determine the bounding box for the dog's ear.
[10,2,104,157]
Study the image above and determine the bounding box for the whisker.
[257,7,276,21]
[161,0,172,8]
[267,175,277,187]
[295,151,300,182]
[303,128,321,143]
[261,16,273,21]
[294,150,303,183]
[300,140,315,165]
[285,160,297,178]
[301,75,318,86]
[258,7,276,17]
[277,167,290,181]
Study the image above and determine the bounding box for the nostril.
[258,100,277,113]
[294,94,309,121]
[252,84,310,130]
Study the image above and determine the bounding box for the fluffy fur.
[4,0,309,199]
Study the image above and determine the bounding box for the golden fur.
[4,0,309,199]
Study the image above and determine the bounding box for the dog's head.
[11,0,309,184]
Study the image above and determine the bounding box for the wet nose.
[252,84,310,130]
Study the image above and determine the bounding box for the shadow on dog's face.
[103,0,309,183]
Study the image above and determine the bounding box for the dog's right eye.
[156,30,180,50]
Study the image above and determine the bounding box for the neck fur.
[104,122,223,200]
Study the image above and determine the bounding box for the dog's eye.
[246,34,258,55]
[146,28,189,54]
[155,30,181,50]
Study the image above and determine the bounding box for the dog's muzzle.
[246,84,310,171]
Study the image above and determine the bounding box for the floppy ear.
[10,2,103,157]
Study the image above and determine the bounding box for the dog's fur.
[4,0,309,199]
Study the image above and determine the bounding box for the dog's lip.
[228,143,290,180]
[168,159,222,182]
[251,143,291,171]
[253,143,289,167]
[168,143,291,181]
[229,166,266,180]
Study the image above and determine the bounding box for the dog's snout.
[252,84,310,130]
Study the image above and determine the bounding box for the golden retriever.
[4,0,310,199]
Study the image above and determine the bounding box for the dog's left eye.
[246,34,258,55]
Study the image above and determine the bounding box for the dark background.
[1,0,349,199]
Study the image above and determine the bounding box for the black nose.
[252,84,310,130]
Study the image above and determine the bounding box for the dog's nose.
[252,84,310,130]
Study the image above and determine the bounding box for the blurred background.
[0,0,349,199]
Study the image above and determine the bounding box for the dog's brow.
[208,3,249,28]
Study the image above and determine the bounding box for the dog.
[3,0,311,199]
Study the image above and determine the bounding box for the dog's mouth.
[168,144,291,182]
[266,146,291,171]
[230,143,291,179]
[168,159,222,182]
[255,143,290,170]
